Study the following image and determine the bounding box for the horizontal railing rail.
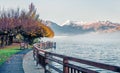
[33,43,120,73]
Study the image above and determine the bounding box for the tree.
[0,3,54,47]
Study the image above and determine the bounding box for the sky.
[0,0,120,25]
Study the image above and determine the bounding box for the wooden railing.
[33,43,120,73]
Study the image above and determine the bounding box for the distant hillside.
[43,20,120,35]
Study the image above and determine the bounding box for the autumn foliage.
[0,3,54,46]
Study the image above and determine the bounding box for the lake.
[42,32,120,73]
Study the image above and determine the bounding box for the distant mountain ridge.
[42,20,120,35]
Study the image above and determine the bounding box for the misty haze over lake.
[43,32,120,72]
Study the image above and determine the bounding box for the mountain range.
[42,20,120,35]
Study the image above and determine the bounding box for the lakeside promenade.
[0,41,120,73]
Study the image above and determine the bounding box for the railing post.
[44,52,48,73]
[33,47,35,60]
[63,57,69,73]
[36,50,39,66]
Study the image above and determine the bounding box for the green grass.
[0,46,21,66]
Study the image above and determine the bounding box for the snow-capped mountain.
[62,20,85,26]
[43,20,120,35]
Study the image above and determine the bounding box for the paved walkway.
[0,49,31,73]
[23,50,44,73]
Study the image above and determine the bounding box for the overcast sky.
[0,0,120,25]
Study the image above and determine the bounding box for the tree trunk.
[0,35,4,47]
[8,36,13,45]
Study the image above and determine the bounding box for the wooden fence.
[33,43,120,73]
